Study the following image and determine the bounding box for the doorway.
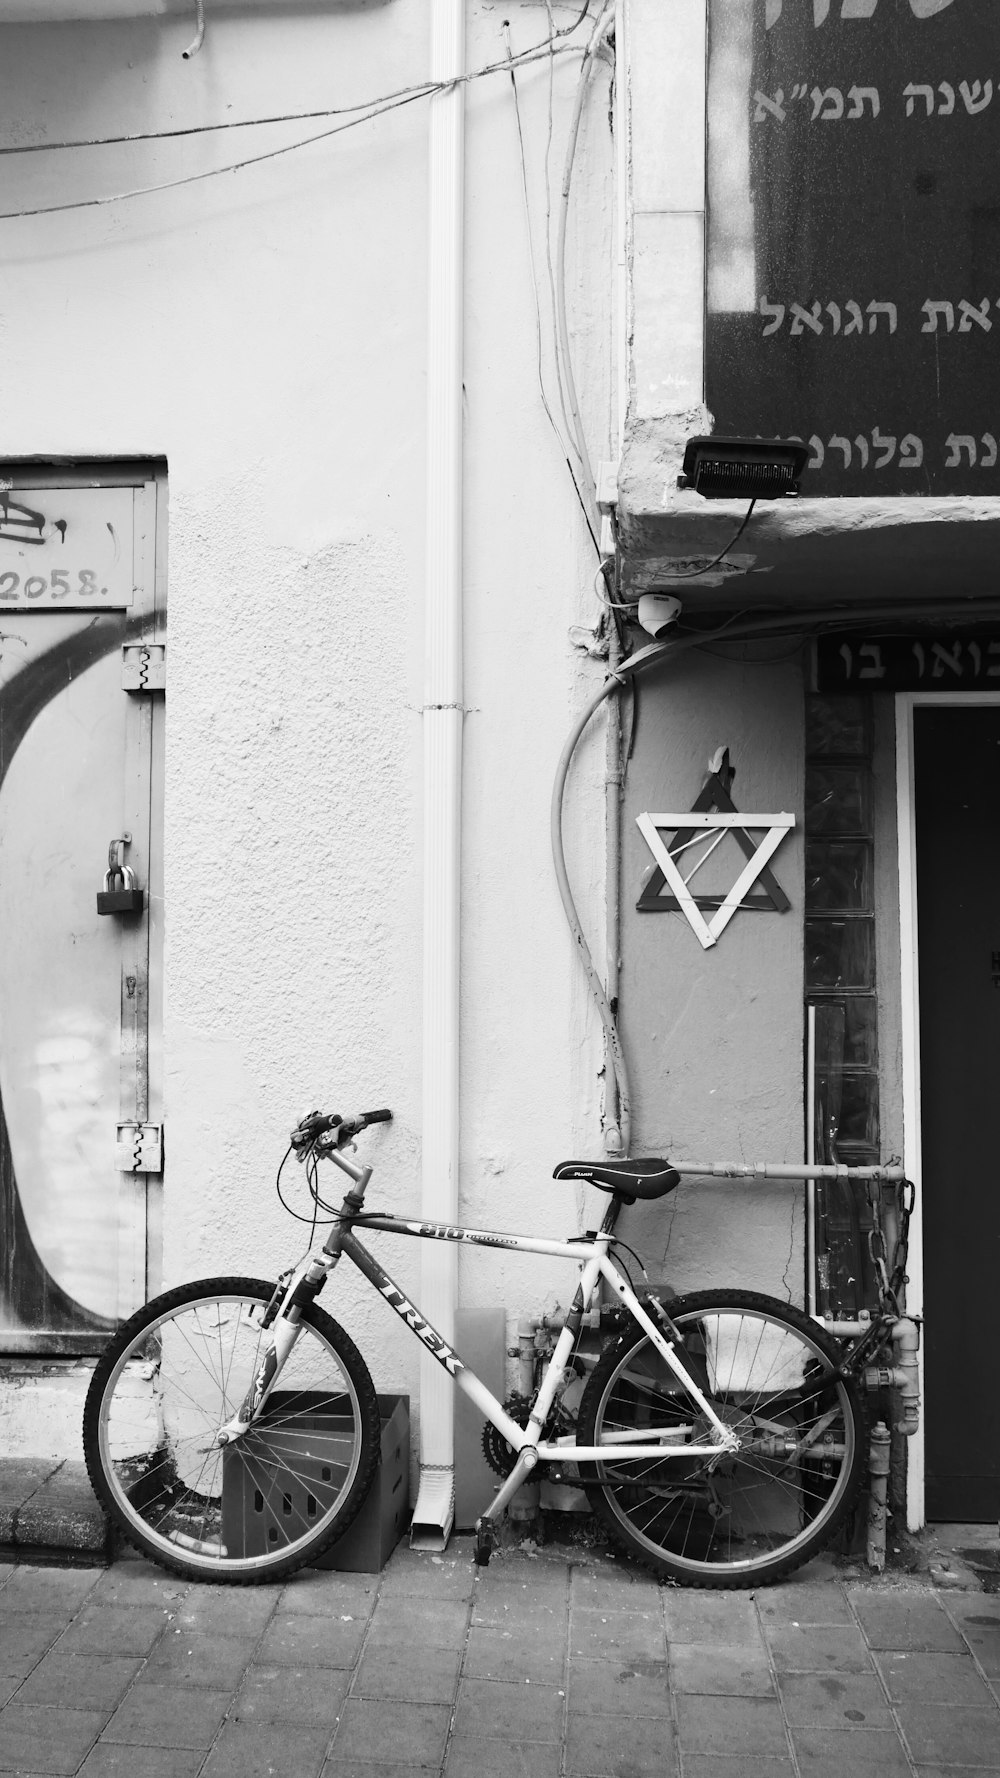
[0,464,165,1354]
[898,694,1000,1523]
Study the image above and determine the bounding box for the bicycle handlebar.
[290,1107,393,1152]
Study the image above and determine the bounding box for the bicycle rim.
[579,1290,865,1587]
[86,1279,376,1582]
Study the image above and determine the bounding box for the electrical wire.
[656,500,757,583]
[504,17,599,556]
[0,19,591,161]
[554,590,1000,1158]
[0,24,593,223]
[553,0,616,524]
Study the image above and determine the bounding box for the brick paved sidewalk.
[1,1540,998,1777]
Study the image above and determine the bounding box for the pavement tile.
[0,1567,101,1614]
[172,1586,280,1634]
[443,1739,561,1778]
[86,1562,189,1608]
[776,1671,894,1729]
[352,1641,461,1703]
[477,1558,569,1595]
[912,1770,1000,1777]
[471,1593,564,1630]
[331,1698,452,1765]
[0,1703,106,1775]
[323,1767,442,1778]
[377,1552,474,1602]
[366,1595,469,1646]
[462,1625,564,1684]
[848,1589,965,1652]
[13,1653,143,1711]
[682,1760,794,1778]
[954,1611,1000,1676]
[567,1609,665,1664]
[675,1693,790,1757]
[669,1641,775,1696]
[0,1615,68,1672]
[569,1569,658,1613]
[566,1655,671,1718]
[278,1570,377,1617]
[895,1702,1000,1766]
[78,1746,207,1778]
[100,1682,231,1748]
[55,1605,170,1657]
[200,1721,332,1778]
[564,1712,676,1777]
[791,1725,914,1775]
[139,1630,253,1689]
[757,1582,855,1626]
[765,1623,874,1672]
[876,1648,996,1706]
[255,1613,367,1669]
[452,1678,563,1743]
[233,1662,349,1725]
[663,1593,762,1646]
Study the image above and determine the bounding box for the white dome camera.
[636,594,682,639]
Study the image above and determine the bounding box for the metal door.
[913,702,1000,1520]
[0,465,164,1354]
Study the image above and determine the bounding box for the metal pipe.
[670,1162,908,1181]
[866,1421,891,1572]
[604,617,625,1154]
[806,1003,818,1317]
[867,1316,921,1436]
[411,0,464,1555]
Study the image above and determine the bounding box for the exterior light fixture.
[679,437,810,500]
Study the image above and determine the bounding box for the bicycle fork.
[212,1253,333,1446]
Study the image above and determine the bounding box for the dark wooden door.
[914,703,1000,1521]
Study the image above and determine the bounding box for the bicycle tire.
[577,1288,866,1589]
[84,1276,381,1584]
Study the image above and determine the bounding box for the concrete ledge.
[0,1459,110,1565]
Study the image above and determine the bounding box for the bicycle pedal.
[474,1517,498,1567]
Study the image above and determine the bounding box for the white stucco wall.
[0,1,615,1462]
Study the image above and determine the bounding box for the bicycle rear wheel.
[577,1289,866,1588]
[84,1277,381,1584]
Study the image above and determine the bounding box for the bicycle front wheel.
[84,1277,381,1584]
[577,1289,866,1588]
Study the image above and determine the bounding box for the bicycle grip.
[361,1108,393,1126]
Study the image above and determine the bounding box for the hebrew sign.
[707,0,998,495]
[815,629,1000,690]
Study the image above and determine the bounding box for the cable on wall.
[552,595,1000,1157]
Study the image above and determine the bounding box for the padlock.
[97,862,144,917]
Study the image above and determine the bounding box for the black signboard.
[814,630,1000,690]
[706,0,1000,497]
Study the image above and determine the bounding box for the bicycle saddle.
[552,1158,680,1203]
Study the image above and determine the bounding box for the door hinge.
[115,1122,164,1174]
[122,643,166,693]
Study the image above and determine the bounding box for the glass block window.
[805,694,879,1317]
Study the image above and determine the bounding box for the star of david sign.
[636,764,794,950]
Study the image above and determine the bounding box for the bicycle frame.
[226,1206,740,1465]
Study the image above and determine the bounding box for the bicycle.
[84,1105,907,1590]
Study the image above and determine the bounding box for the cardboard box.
[220,1392,409,1573]
[318,1393,410,1572]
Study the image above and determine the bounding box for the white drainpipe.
[410,0,465,1552]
